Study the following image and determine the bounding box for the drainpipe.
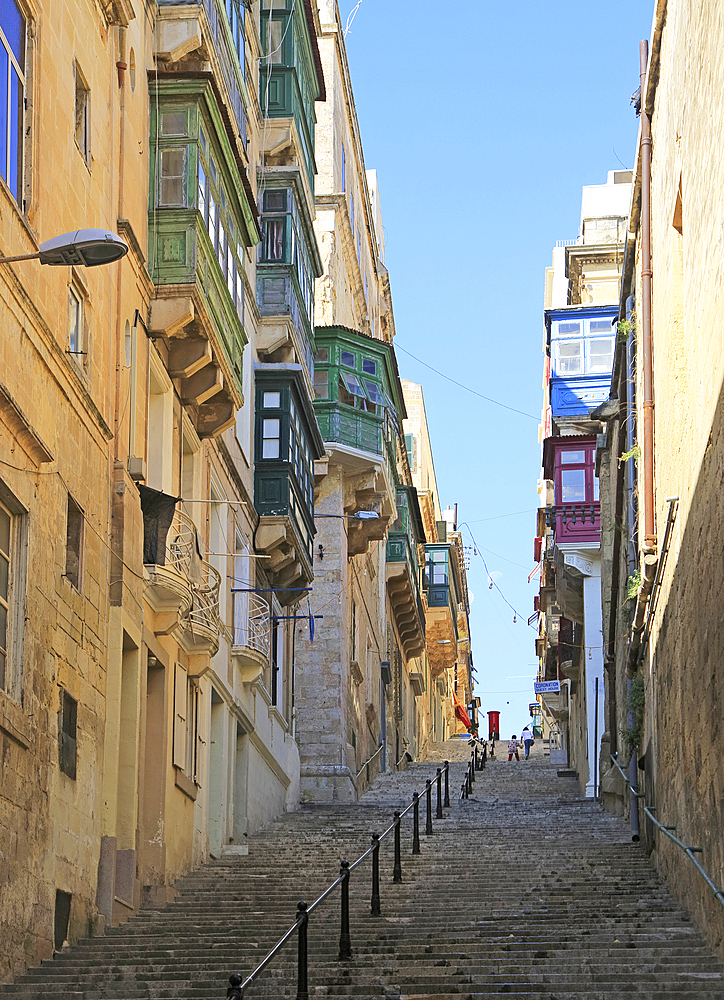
[627,676,641,842]
[627,40,658,678]
[639,39,655,554]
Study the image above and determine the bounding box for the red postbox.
[487,710,500,741]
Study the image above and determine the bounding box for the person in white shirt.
[521,724,534,759]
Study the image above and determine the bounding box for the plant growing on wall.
[625,570,641,602]
[617,319,635,342]
[620,444,641,465]
[621,671,645,761]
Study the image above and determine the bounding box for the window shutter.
[173,662,187,769]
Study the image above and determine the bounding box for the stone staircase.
[2,739,723,999]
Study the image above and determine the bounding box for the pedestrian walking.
[508,735,519,762]
[521,724,534,759]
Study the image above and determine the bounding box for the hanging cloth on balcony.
[138,485,179,566]
[189,528,204,585]
[452,688,472,730]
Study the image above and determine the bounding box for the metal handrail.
[227,761,452,999]
[355,742,383,779]
[610,753,724,908]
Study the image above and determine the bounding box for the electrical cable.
[396,343,539,421]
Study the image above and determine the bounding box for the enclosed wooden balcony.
[386,533,425,659]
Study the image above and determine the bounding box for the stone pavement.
[1,738,723,998]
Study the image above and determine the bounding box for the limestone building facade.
[1,0,327,978]
[598,0,724,958]
[533,171,630,798]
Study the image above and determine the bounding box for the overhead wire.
[395,343,539,421]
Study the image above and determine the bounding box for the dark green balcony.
[259,0,325,198]
[386,487,425,659]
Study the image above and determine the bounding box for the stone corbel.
[154,610,181,637]
[180,365,223,406]
[149,296,195,340]
[155,16,203,63]
[196,401,235,438]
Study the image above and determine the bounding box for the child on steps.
[508,735,520,761]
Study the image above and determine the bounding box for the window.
[560,469,585,502]
[59,689,77,779]
[263,390,281,408]
[259,186,315,323]
[351,600,356,660]
[314,368,328,399]
[339,371,365,400]
[340,350,355,368]
[425,549,448,587]
[270,616,279,706]
[64,494,83,590]
[405,433,415,471]
[173,662,200,778]
[554,443,597,506]
[262,418,280,458]
[588,337,615,374]
[159,148,186,206]
[362,358,377,375]
[195,135,245,322]
[556,340,583,375]
[314,347,328,363]
[363,379,385,408]
[224,0,246,77]
[74,63,90,165]
[67,283,87,370]
[0,502,10,691]
[0,0,25,202]
[161,110,187,136]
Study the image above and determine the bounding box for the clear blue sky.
[340,0,654,738]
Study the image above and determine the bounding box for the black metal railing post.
[227,973,243,1000]
[425,778,433,834]
[470,751,476,784]
[490,736,496,758]
[393,811,402,883]
[296,901,308,1000]
[371,833,381,916]
[436,767,443,819]
[339,860,351,960]
[444,760,450,807]
[482,742,487,769]
[412,791,420,854]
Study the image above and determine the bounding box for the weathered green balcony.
[148,78,259,437]
[256,264,314,384]
[156,0,249,156]
[386,531,425,659]
[313,326,407,554]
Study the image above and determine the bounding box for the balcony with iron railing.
[231,592,271,684]
[144,508,222,651]
[545,502,601,545]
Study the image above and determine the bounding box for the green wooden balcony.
[260,65,317,196]
[150,210,246,383]
[386,531,425,660]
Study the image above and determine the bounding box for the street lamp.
[0,229,129,267]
